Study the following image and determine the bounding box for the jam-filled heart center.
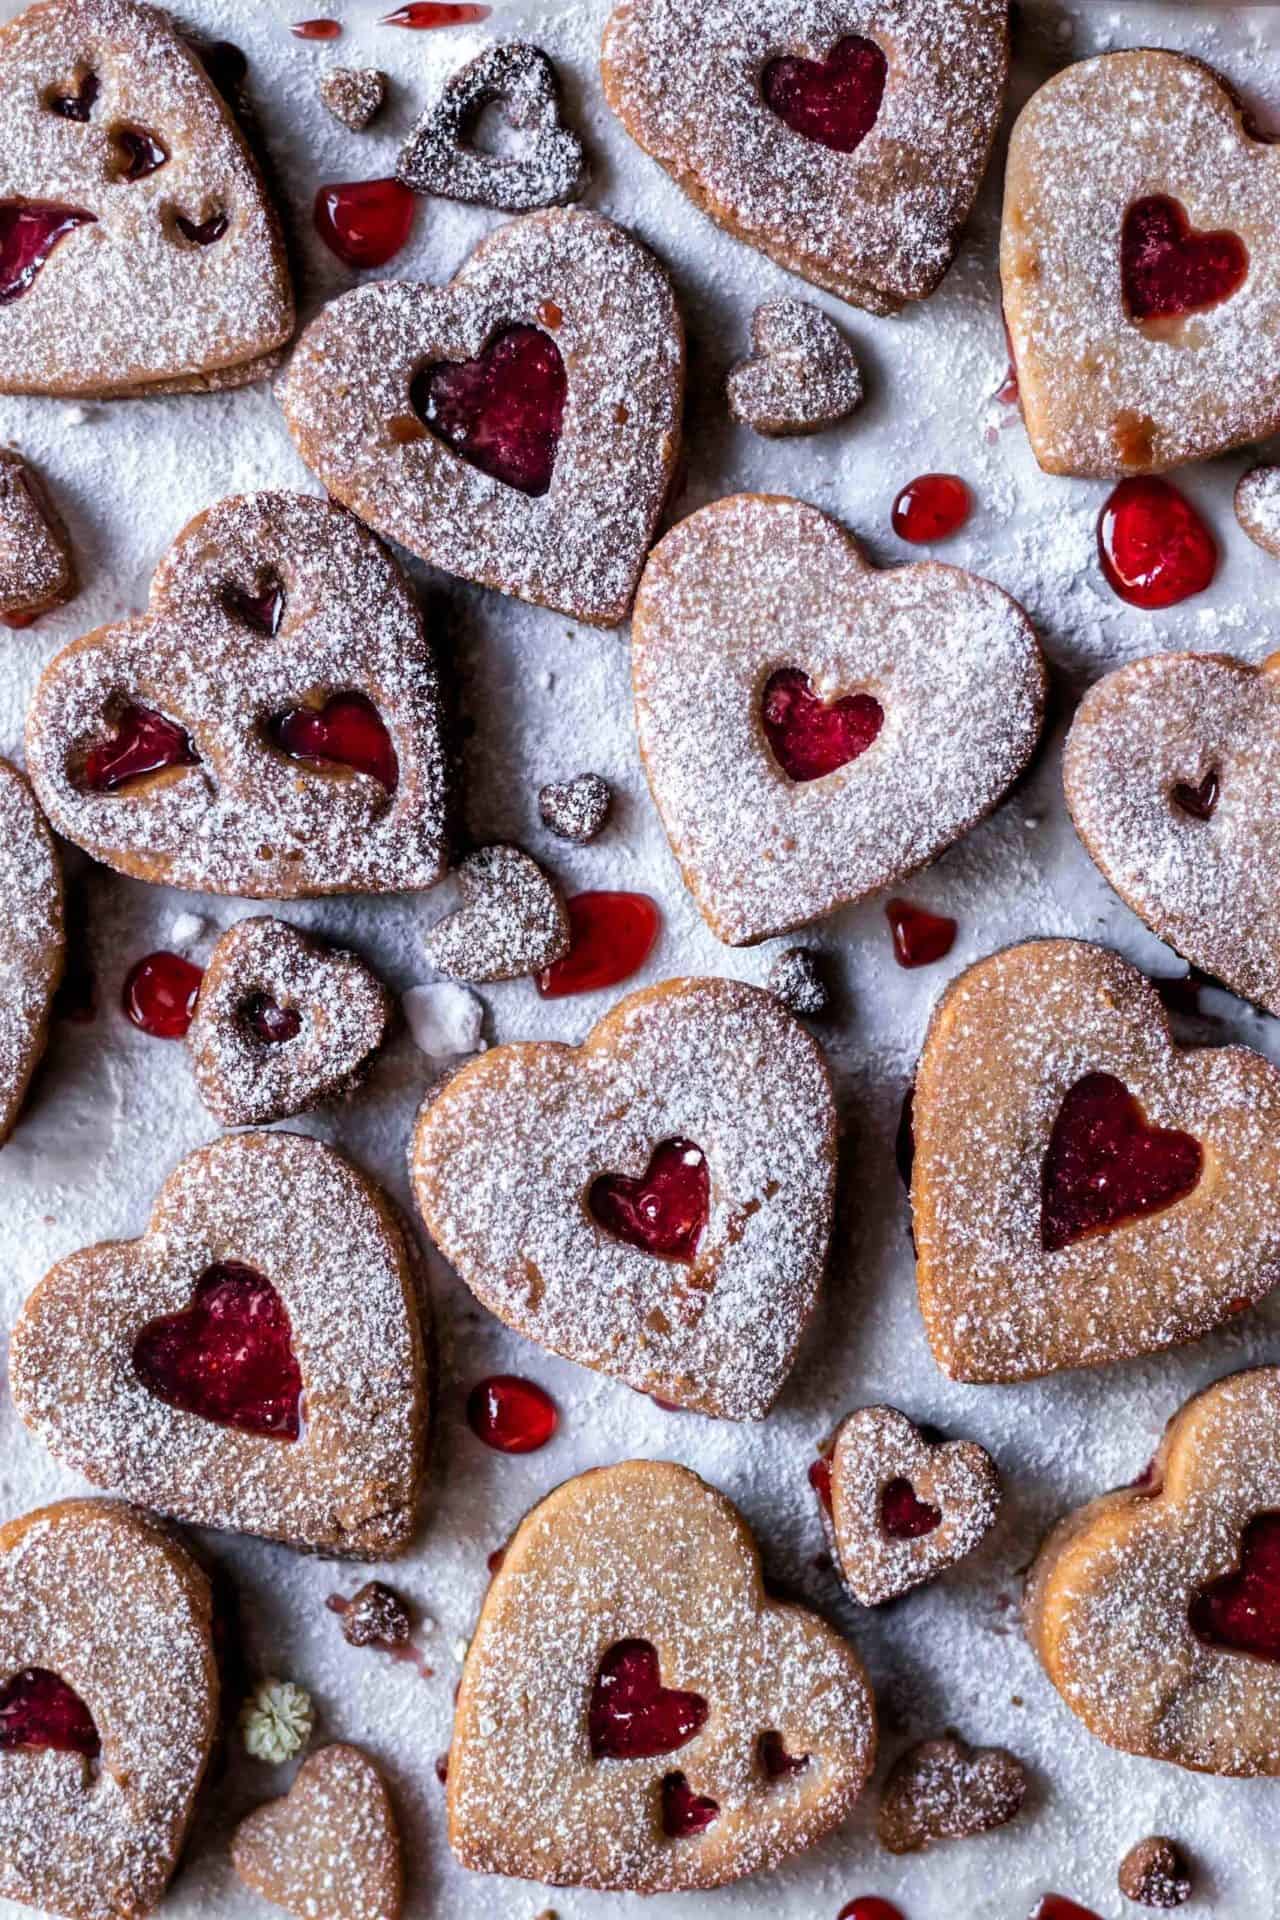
[0,1668,100,1757]
[662,1770,719,1837]
[761,668,884,783]
[411,322,566,497]
[268,691,399,793]
[240,991,302,1045]
[588,1138,709,1262]
[1122,195,1248,324]
[132,1261,303,1440]
[589,1638,708,1760]
[0,199,97,304]
[1190,1510,1280,1661]
[761,35,887,154]
[223,577,285,636]
[880,1475,942,1540]
[78,701,199,794]
[1172,769,1219,821]
[1041,1071,1203,1253]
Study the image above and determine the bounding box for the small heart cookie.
[232,1745,403,1920]
[878,1734,1027,1854]
[0,449,75,625]
[396,42,587,213]
[424,845,569,983]
[449,1459,876,1890]
[539,770,611,843]
[1027,1367,1280,1775]
[25,491,450,898]
[632,495,1045,946]
[1119,1837,1194,1910]
[912,939,1280,1383]
[10,1131,429,1556]
[0,1498,218,1920]
[412,976,835,1418]
[282,208,684,628]
[602,0,1009,314]
[186,916,393,1127]
[0,757,63,1146]
[1235,465,1280,558]
[320,68,387,134]
[727,300,862,437]
[1003,51,1280,476]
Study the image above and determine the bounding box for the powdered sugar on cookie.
[0,756,63,1146]
[0,448,75,621]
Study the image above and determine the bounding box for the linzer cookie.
[0,758,63,1146]
[10,1131,429,1556]
[0,0,294,396]
[0,448,75,624]
[0,1498,218,1920]
[25,491,450,898]
[412,976,835,1419]
[233,1744,403,1920]
[424,844,569,983]
[396,42,587,212]
[601,0,1009,314]
[1027,1368,1280,1775]
[632,495,1045,946]
[727,300,862,436]
[912,939,1280,1383]
[449,1460,876,1890]
[281,209,684,628]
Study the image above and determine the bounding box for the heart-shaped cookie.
[0,1498,218,1920]
[232,1744,403,1920]
[1235,465,1280,557]
[449,1459,876,1890]
[186,916,393,1127]
[539,770,611,842]
[0,0,294,397]
[727,299,862,437]
[1003,50,1280,476]
[0,449,75,625]
[912,939,1280,1383]
[424,844,569,983]
[281,209,684,628]
[1027,1368,1280,1775]
[9,1131,430,1556]
[632,495,1046,946]
[602,0,1009,314]
[24,491,450,899]
[320,67,387,134]
[0,757,63,1146]
[877,1734,1027,1854]
[412,976,835,1418]
[396,42,587,213]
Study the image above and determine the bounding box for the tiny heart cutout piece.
[396,41,588,213]
[877,1734,1028,1854]
[232,1744,403,1920]
[0,448,76,623]
[0,758,63,1146]
[727,299,862,437]
[425,845,570,983]
[1235,464,1280,558]
[448,1460,876,1890]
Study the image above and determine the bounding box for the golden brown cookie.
[1234,465,1280,558]
[726,299,862,436]
[0,756,63,1146]
[232,1745,403,1920]
[877,1734,1027,1854]
[0,448,75,624]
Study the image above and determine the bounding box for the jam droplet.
[880,1477,942,1540]
[761,668,884,783]
[111,126,168,181]
[809,1453,834,1514]
[1172,769,1219,821]
[1122,195,1248,325]
[0,1669,100,1757]
[1030,1901,1102,1920]
[0,200,96,303]
[662,1770,719,1838]
[382,3,492,24]
[241,993,302,1045]
[892,473,972,543]
[761,35,887,153]
[886,899,957,970]
[590,1640,708,1760]
[132,1262,303,1439]
[1041,1071,1203,1253]
[589,1138,710,1263]
[838,1903,905,1920]
[759,1730,810,1779]
[537,891,660,999]
[47,72,99,121]
[122,951,203,1040]
[79,701,199,794]
[269,691,398,793]
[291,16,342,37]
[1098,476,1217,610]
[412,324,567,498]
[175,209,229,247]
[315,178,415,269]
[1190,1511,1280,1661]
[996,361,1020,406]
[223,578,285,635]
[465,1375,558,1454]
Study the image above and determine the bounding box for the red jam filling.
[892,473,972,543]
[759,1730,810,1779]
[0,200,97,303]
[1041,1071,1203,1253]
[886,899,957,969]
[48,73,99,120]
[291,17,343,36]
[465,1375,558,1454]
[223,579,285,635]
[0,1669,100,1757]
[79,701,198,793]
[132,1262,303,1440]
[537,891,660,999]
[382,4,492,24]
[1030,1901,1102,1920]
[589,1138,709,1263]
[881,1476,942,1539]
[1172,769,1219,821]
[123,951,203,1039]
[809,1453,833,1514]
[411,324,567,498]
[1190,1511,1280,1661]
[762,668,883,783]
[1098,477,1217,610]
[1122,195,1248,325]
[241,992,302,1045]
[269,691,398,792]
[314,178,415,269]
[839,1903,905,1920]
[176,209,229,247]
[761,35,887,153]
[112,126,168,181]
[590,1640,707,1760]
[662,1770,719,1838]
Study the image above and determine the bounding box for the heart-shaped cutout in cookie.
[1122,195,1249,325]
[0,758,63,1146]
[425,844,569,983]
[878,1734,1027,1854]
[412,977,835,1418]
[761,35,886,153]
[727,299,862,438]
[449,1460,876,1890]
[632,495,1045,946]
[233,1744,403,1920]
[912,939,1280,1382]
[283,209,683,628]
[10,1131,429,1555]
[396,41,587,214]
[589,1137,709,1262]
[0,448,76,625]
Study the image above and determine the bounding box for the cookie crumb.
[320,66,388,132]
[240,1679,314,1765]
[1119,1836,1193,1908]
[766,947,829,1018]
[539,772,612,843]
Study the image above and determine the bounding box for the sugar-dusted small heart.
[320,67,387,134]
[878,1734,1027,1854]
[10,1131,430,1555]
[425,844,569,983]
[449,1459,876,1890]
[396,41,587,213]
[0,1498,218,1920]
[232,1744,403,1920]
[412,976,835,1418]
[539,770,611,843]
[283,209,683,628]
[632,495,1045,946]
[0,449,75,624]
[912,939,1280,1383]
[727,299,861,437]
[1235,465,1280,557]
[0,757,63,1146]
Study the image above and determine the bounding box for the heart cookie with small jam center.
[0,757,63,1147]
[233,1745,403,1920]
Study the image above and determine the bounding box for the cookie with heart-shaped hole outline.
[24,491,450,899]
[0,756,63,1146]
[632,495,1046,946]
[449,1459,876,1891]
[233,1744,403,1920]
[0,448,76,623]
[396,41,587,213]
[412,976,835,1419]
[281,208,684,628]
[0,1498,218,1920]
[9,1131,430,1556]
[1027,1367,1280,1776]
[912,939,1280,1383]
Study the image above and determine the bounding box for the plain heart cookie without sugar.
[0,757,63,1147]
[632,495,1045,946]
[412,976,835,1418]
[233,1745,403,1920]
[912,939,1280,1383]
[449,1460,876,1890]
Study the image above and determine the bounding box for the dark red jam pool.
[589,1138,709,1262]
[132,1262,303,1439]
[1040,1071,1203,1253]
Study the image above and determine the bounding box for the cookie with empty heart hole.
[396,42,587,213]
[0,0,294,397]
[9,1131,430,1556]
[632,495,1045,946]
[412,976,835,1419]
[912,939,1280,1383]
[233,1745,403,1920]
[449,1459,876,1890]
[24,491,450,899]
[0,449,75,625]
[0,757,64,1147]
[1027,1367,1280,1775]
[281,208,684,628]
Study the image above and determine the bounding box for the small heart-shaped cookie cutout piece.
[397,41,587,213]
[133,1262,303,1441]
[590,1638,708,1757]
[728,299,862,438]
[0,448,76,624]
[589,1137,709,1262]
[426,844,569,983]
[878,1735,1027,1854]
[1041,1072,1204,1253]
[233,1744,403,1920]
[412,322,566,497]
[539,770,611,842]
[1236,464,1280,557]
[1122,196,1248,325]
[761,36,887,154]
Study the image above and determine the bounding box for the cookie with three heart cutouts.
[912,939,1280,1383]
[282,208,684,628]
[449,1459,876,1890]
[396,42,587,213]
[1027,1367,1280,1776]
[602,0,1009,315]
[233,1744,403,1920]
[0,448,75,625]
[0,1498,218,1920]
[412,976,835,1419]
[9,1131,430,1556]
[632,495,1045,946]
[1003,50,1280,476]
[0,757,64,1147]
[24,491,450,898]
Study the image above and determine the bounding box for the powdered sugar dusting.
[232,1743,402,1920]
[0,450,75,618]
[1234,463,1280,558]
[0,756,63,1146]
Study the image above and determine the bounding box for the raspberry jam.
[465,1375,558,1454]
[1098,477,1217,610]
[223,579,285,635]
[761,668,884,783]
[314,179,415,269]
[1190,1511,1280,1660]
[537,891,660,998]
[662,1771,719,1838]
[241,993,302,1045]
[759,1730,809,1778]
[762,35,887,153]
[590,1640,708,1759]
[838,1903,904,1920]
[123,952,203,1039]
[48,73,99,120]
[0,1669,100,1757]
[886,899,957,969]
[892,473,972,543]
[0,200,96,303]
[881,1477,942,1539]
[1172,769,1219,821]
[382,3,492,24]
[79,701,198,794]
[809,1453,834,1514]
[412,324,567,497]
[132,1262,303,1440]
[175,210,229,247]
[291,16,342,36]
[269,691,398,792]
[1030,1901,1101,1920]
[589,1138,709,1262]
[112,126,168,181]
[1041,1071,1203,1253]
[1122,196,1248,325]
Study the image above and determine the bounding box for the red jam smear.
[123,951,203,1039]
[1172,769,1218,821]
[176,210,229,247]
[1030,1901,1101,1920]
[1098,476,1217,610]
[465,1375,558,1454]
[1122,195,1248,325]
[589,1138,709,1263]
[590,1640,707,1760]
[79,701,198,794]
[292,16,342,37]
[881,1476,942,1539]
[132,1262,303,1440]
[762,667,883,783]
[1190,1511,1280,1661]
[892,473,972,543]
[382,3,491,24]
[538,891,660,998]
[0,200,97,303]
[886,899,957,969]
[48,73,99,121]
[1041,1071,1203,1253]
[269,691,398,792]
[412,324,567,498]
[241,993,302,1045]
[761,35,887,153]
[662,1770,719,1838]
[0,1669,100,1757]
[315,178,415,269]
[224,579,285,635]
[809,1453,833,1514]
[759,1730,810,1778]
[839,1903,905,1920]
[112,126,168,181]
